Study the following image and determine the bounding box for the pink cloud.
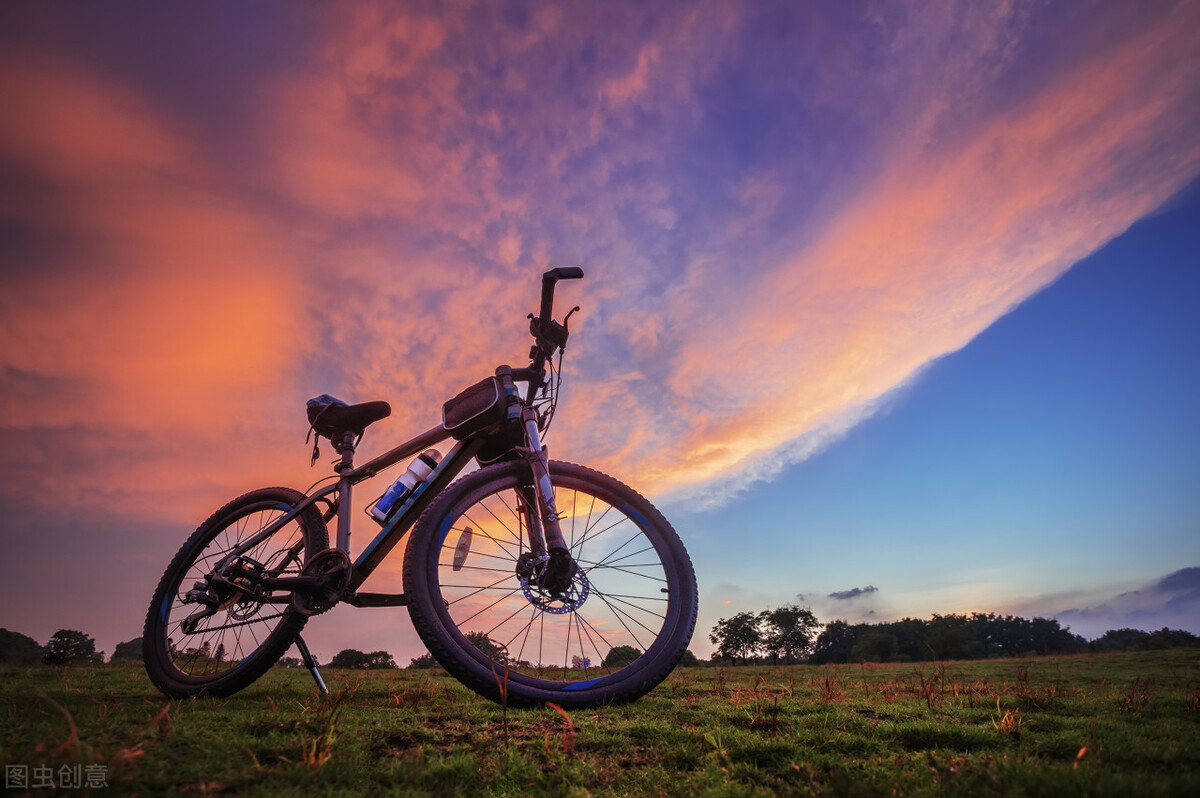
[1,1,1198,528]
[563,3,1200,500]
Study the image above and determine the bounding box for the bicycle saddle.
[306,394,392,439]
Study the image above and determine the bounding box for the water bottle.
[369,449,441,523]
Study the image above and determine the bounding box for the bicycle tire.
[404,460,698,708]
[143,487,328,698]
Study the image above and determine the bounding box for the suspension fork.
[517,406,577,595]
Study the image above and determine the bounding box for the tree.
[0,629,43,664]
[110,638,143,662]
[1087,627,1197,652]
[602,645,642,668]
[42,629,100,665]
[466,632,508,663]
[758,605,819,664]
[364,650,397,669]
[570,655,592,669]
[276,657,303,668]
[1147,628,1200,649]
[408,653,439,669]
[677,649,701,667]
[330,648,370,668]
[330,648,397,668]
[809,620,865,664]
[709,611,762,665]
[851,631,899,663]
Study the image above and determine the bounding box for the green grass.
[2,650,1198,796]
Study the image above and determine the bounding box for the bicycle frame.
[214,384,563,605]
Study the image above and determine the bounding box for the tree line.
[5,618,1197,670]
[708,607,1200,665]
[0,628,682,671]
[0,628,117,665]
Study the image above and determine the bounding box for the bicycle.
[142,268,698,708]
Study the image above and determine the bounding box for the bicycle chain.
[193,610,287,633]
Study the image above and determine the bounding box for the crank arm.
[258,574,326,591]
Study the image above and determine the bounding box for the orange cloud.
[0,55,182,183]
[0,55,318,520]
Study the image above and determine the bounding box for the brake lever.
[563,305,581,333]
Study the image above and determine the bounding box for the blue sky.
[1,1,1198,661]
[677,183,1200,644]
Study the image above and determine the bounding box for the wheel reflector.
[452,526,473,571]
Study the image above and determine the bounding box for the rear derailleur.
[180,555,270,633]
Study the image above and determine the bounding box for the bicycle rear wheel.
[404,461,698,708]
[143,487,328,698]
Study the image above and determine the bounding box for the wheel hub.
[516,552,590,614]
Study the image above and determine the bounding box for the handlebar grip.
[539,267,585,323]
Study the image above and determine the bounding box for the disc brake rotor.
[516,553,590,614]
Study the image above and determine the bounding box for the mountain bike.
[142,268,698,708]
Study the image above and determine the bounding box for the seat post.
[334,430,357,554]
[334,430,357,470]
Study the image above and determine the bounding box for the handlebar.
[527,267,585,391]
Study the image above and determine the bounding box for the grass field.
[2,650,1198,796]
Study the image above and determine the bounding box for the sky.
[1,1,1198,662]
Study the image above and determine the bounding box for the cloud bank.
[3,2,1198,527]
[1054,567,1200,640]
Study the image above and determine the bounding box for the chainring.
[291,549,352,617]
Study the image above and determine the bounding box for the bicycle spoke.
[573,610,614,669]
[477,497,526,549]
[585,542,658,569]
[454,586,525,627]
[580,561,668,584]
[442,573,517,606]
[590,531,650,570]
[589,582,669,618]
[438,544,519,568]
[460,510,523,562]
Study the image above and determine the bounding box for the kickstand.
[294,635,328,695]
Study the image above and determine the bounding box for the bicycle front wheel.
[142,487,328,698]
[404,460,698,708]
